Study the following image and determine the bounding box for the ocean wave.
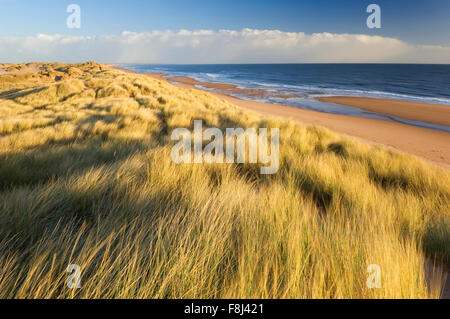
[241,80,450,106]
[205,73,220,79]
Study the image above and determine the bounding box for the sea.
[121,64,450,132]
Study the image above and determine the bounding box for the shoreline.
[317,96,450,127]
[114,67,450,169]
[167,76,450,132]
[167,76,302,99]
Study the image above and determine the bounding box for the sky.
[0,0,449,63]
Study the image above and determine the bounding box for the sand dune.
[1,63,447,299]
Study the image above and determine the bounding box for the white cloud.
[0,28,449,64]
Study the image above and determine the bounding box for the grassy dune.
[0,62,448,299]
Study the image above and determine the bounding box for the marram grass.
[0,62,448,299]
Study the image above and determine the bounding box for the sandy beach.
[318,96,450,127]
[144,73,450,169]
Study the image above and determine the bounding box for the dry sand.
[146,74,450,169]
[0,64,41,75]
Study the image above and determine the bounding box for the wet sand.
[168,76,301,99]
[318,96,450,127]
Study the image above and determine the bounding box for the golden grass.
[0,63,448,299]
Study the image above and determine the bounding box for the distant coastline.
[120,64,450,132]
[115,65,450,169]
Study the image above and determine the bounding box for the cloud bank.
[1,28,450,64]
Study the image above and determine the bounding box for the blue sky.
[1,0,449,44]
[1,0,449,63]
